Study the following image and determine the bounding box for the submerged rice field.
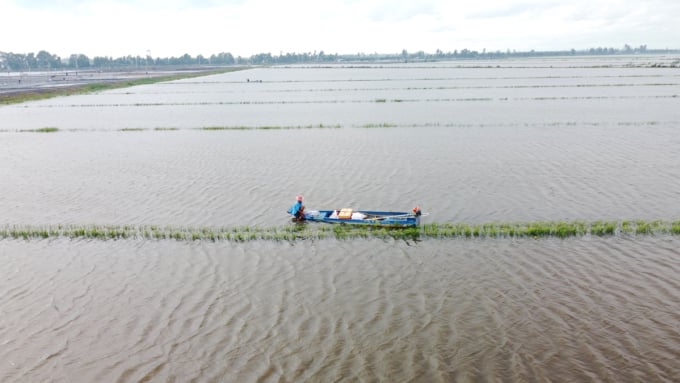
[1,55,679,382]
[2,219,680,241]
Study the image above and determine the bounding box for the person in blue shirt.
[287,195,305,221]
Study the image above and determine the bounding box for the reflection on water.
[1,57,679,382]
[0,237,678,382]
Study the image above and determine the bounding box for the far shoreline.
[0,66,246,105]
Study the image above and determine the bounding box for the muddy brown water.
[1,57,679,382]
[1,237,678,382]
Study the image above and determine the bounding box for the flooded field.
[1,56,679,381]
[2,237,679,382]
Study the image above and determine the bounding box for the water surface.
[1,237,678,382]
[1,57,679,382]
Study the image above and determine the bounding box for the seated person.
[287,195,305,221]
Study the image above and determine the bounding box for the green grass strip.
[1,220,679,242]
[198,124,340,131]
[19,127,59,133]
[0,67,246,105]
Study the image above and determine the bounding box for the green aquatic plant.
[361,123,398,128]
[672,221,680,235]
[303,123,340,129]
[7,121,675,135]
[200,124,340,131]
[201,126,238,131]
[21,127,59,133]
[1,220,679,242]
[595,220,619,235]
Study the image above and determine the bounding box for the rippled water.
[2,58,680,130]
[1,237,679,382]
[1,124,679,226]
[1,57,680,382]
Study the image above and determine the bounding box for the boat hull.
[302,210,420,227]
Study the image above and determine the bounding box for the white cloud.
[1,0,678,58]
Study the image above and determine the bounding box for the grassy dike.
[0,67,245,105]
[1,220,679,242]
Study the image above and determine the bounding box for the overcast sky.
[1,0,678,58]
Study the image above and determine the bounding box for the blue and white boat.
[300,208,424,227]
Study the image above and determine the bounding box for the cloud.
[9,0,246,10]
[467,1,560,19]
[1,0,679,57]
[364,0,438,22]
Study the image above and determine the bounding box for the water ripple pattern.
[2,123,679,225]
[1,56,680,382]
[0,237,678,381]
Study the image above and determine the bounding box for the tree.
[212,52,235,65]
[5,53,29,71]
[179,53,193,65]
[36,50,61,70]
[93,56,113,68]
[250,53,273,64]
[69,53,90,69]
[25,53,37,70]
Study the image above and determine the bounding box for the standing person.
[288,195,305,221]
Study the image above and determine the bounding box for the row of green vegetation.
[16,127,60,133]
[2,220,679,242]
[5,120,669,134]
[260,83,677,93]
[0,68,245,105]
[14,94,674,108]
[421,220,680,238]
[5,124,343,133]
[199,123,340,131]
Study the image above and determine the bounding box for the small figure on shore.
[288,195,305,221]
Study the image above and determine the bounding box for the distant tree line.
[0,45,676,71]
[0,50,240,71]
[400,44,656,61]
[0,49,344,71]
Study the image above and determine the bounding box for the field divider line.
[1,220,679,242]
